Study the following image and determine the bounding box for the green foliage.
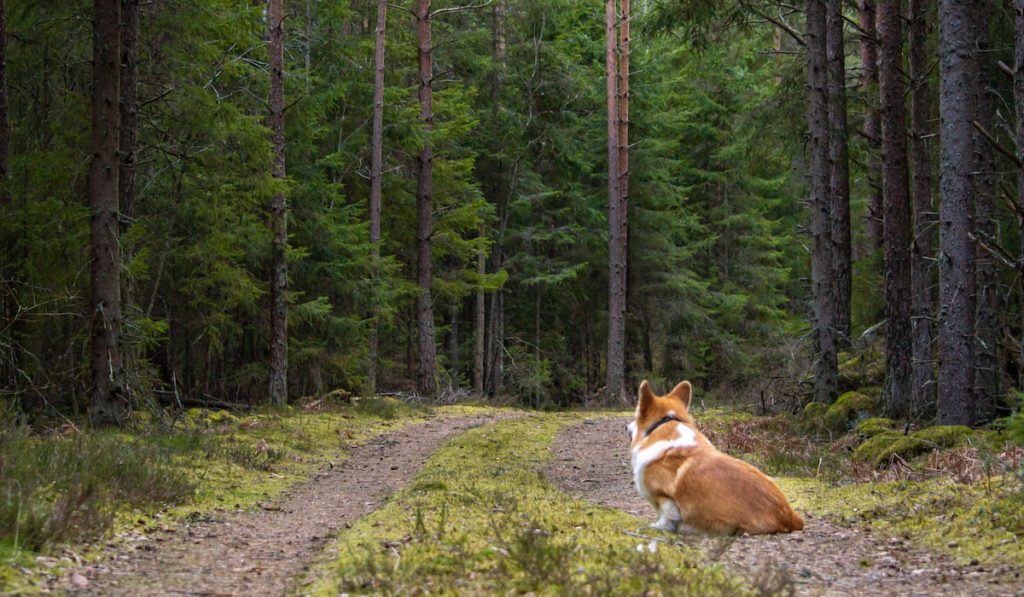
[855,417,896,437]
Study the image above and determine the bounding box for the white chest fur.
[630,423,697,503]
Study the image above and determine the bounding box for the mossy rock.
[821,391,878,434]
[855,417,896,437]
[852,425,975,468]
[800,401,830,433]
[838,350,885,391]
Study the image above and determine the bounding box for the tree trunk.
[909,0,936,415]
[0,0,8,206]
[971,0,998,424]
[878,0,912,417]
[605,0,624,402]
[415,0,438,396]
[937,0,976,425]
[473,226,485,395]
[807,0,838,404]
[89,0,124,425]
[1015,0,1024,392]
[826,0,851,346]
[858,0,883,251]
[267,0,288,407]
[366,0,386,396]
[616,0,631,397]
[119,0,138,228]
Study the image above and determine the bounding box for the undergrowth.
[309,415,749,596]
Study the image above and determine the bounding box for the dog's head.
[627,380,695,447]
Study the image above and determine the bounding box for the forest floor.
[10,403,1024,596]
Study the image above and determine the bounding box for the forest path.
[547,416,1020,596]
[64,413,506,596]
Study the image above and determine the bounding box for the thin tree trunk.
[826,0,851,346]
[0,0,8,207]
[605,0,624,402]
[415,0,438,396]
[858,0,883,251]
[807,0,838,404]
[937,0,976,425]
[1015,0,1024,392]
[878,0,912,417]
[972,0,998,423]
[366,0,386,396]
[267,0,288,407]
[617,0,631,396]
[89,0,124,425]
[909,0,936,415]
[119,0,138,228]
[473,225,485,395]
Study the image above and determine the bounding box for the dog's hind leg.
[650,498,682,532]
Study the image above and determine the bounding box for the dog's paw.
[649,518,678,532]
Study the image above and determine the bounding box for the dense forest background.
[1,0,1022,428]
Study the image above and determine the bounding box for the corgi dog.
[627,380,804,535]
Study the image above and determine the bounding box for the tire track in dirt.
[547,416,1022,597]
[61,413,509,596]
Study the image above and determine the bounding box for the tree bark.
[415,0,438,396]
[119,0,139,228]
[366,0,386,396]
[0,0,8,206]
[473,225,485,395]
[858,0,883,251]
[616,0,631,396]
[971,0,998,423]
[878,0,912,417]
[605,0,624,402]
[937,0,976,425]
[267,0,288,407]
[807,0,838,404]
[909,0,936,415]
[89,0,124,425]
[826,0,851,346]
[1015,0,1024,393]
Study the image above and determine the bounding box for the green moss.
[821,391,878,434]
[800,402,829,433]
[838,350,885,390]
[308,415,748,596]
[778,476,1024,568]
[855,417,896,437]
[852,425,975,468]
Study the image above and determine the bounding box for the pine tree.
[366,0,387,396]
[937,0,976,425]
[267,0,289,407]
[826,0,850,346]
[878,0,912,417]
[89,0,124,424]
[807,0,838,404]
[909,0,935,414]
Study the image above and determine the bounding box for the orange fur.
[629,380,804,535]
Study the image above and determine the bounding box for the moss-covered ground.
[307,413,748,596]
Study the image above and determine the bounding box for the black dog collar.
[644,414,685,437]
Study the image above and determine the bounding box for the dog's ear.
[669,381,692,409]
[637,380,656,417]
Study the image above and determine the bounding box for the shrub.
[0,427,194,552]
